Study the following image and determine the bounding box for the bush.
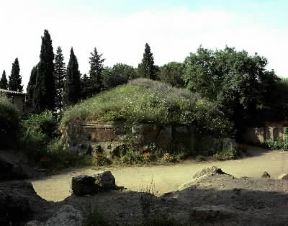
[19,111,58,160]
[264,139,288,151]
[213,148,239,161]
[119,149,145,165]
[0,96,20,148]
[92,154,112,166]
[45,139,91,169]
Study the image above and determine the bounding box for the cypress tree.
[26,66,38,109]
[33,30,56,112]
[54,46,66,112]
[138,43,156,80]
[0,70,8,89]
[81,73,90,99]
[89,47,105,95]
[63,48,81,106]
[8,58,23,92]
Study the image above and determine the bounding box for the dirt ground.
[32,146,288,201]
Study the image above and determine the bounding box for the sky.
[0,0,288,88]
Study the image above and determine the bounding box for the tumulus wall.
[243,126,288,145]
[63,121,235,158]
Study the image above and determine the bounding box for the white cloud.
[0,2,287,89]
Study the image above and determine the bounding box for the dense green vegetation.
[19,111,90,169]
[0,96,20,148]
[2,28,288,167]
[183,46,279,138]
[61,79,231,136]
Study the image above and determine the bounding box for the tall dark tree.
[89,47,105,95]
[138,43,156,80]
[0,70,8,89]
[33,30,56,112]
[26,66,38,109]
[81,73,90,99]
[54,46,66,112]
[63,48,81,106]
[8,58,23,92]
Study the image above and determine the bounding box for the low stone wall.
[242,127,288,144]
[63,121,236,158]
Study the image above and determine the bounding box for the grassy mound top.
[61,79,231,135]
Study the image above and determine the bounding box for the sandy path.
[32,147,288,201]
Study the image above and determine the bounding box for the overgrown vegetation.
[61,78,232,137]
[0,95,20,148]
[1,29,284,168]
[263,128,288,150]
[184,46,279,138]
[19,111,90,169]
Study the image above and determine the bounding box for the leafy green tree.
[8,58,23,92]
[33,30,56,112]
[54,46,66,112]
[138,43,157,80]
[0,70,8,89]
[184,46,279,136]
[26,66,38,109]
[158,62,185,87]
[89,47,105,95]
[103,63,137,89]
[63,48,81,106]
[112,63,137,80]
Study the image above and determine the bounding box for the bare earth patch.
[32,147,288,201]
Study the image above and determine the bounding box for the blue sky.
[0,0,287,88]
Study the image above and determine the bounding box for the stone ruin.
[62,121,236,158]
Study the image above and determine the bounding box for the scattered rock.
[0,156,29,180]
[0,181,36,225]
[72,171,117,196]
[94,171,116,190]
[193,166,226,179]
[278,174,288,180]
[190,205,235,223]
[72,175,99,196]
[262,171,271,178]
[111,144,127,158]
[45,205,83,226]
[26,205,83,226]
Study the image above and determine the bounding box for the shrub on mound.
[61,79,232,136]
[0,96,20,148]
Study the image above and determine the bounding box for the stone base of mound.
[62,121,236,158]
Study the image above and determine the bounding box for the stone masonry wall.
[63,122,195,157]
[242,127,288,144]
[63,121,236,158]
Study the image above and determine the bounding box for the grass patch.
[213,148,239,161]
